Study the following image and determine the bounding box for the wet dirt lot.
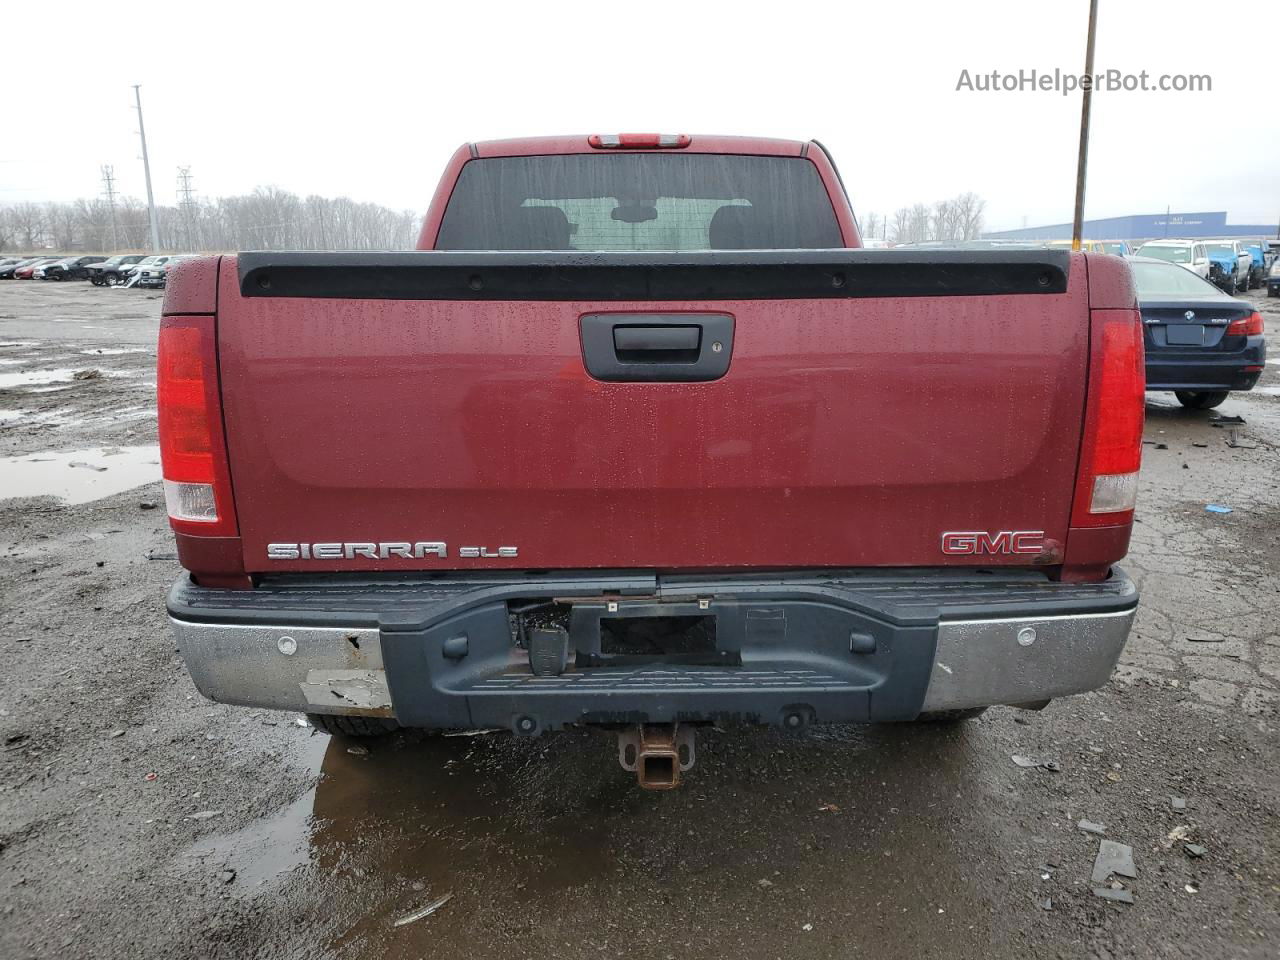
[1,278,1277,960]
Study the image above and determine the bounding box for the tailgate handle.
[581,314,734,383]
[613,325,700,354]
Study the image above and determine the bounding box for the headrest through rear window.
[506,206,571,250]
[709,205,767,249]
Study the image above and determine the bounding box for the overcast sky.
[4,0,1277,234]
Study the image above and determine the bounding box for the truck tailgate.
[215,251,1089,572]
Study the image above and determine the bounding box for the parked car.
[87,255,147,285]
[1132,256,1265,409]
[1268,256,1280,298]
[14,257,62,279]
[1202,240,1252,294]
[1134,240,1210,279]
[120,255,170,285]
[1243,241,1268,290]
[159,133,1143,790]
[42,255,108,281]
[0,257,44,279]
[1102,241,1132,256]
[135,254,198,288]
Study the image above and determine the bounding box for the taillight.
[157,316,237,537]
[1226,311,1263,336]
[1071,309,1145,527]
[588,133,691,149]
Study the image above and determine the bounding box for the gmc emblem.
[940,530,1045,556]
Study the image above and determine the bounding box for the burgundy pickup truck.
[160,134,1142,789]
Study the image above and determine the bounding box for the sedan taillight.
[1226,312,1263,337]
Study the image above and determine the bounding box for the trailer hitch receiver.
[617,724,696,790]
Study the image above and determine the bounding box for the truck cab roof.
[469,134,812,158]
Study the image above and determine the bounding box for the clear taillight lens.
[1090,472,1139,514]
[163,479,217,522]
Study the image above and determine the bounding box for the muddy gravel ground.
[1,278,1277,960]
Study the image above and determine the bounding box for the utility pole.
[177,166,197,250]
[133,84,161,252]
[1070,0,1099,252]
[100,164,119,251]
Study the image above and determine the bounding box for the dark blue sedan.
[1132,256,1266,409]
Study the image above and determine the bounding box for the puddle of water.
[0,367,136,389]
[0,368,78,389]
[188,790,318,894]
[184,734,328,896]
[0,407,82,427]
[0,341,40,348]
[189,728,620,912]
[0,445,160,504]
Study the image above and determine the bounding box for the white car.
[135,254,199,288]
[1134,240,1210,280]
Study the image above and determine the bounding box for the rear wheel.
[1225,277,1237,295]
[1175,390,1229,409]
[307,714,400,737]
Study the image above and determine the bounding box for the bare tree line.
[0,187,421,253]
[860,192,987,244]
[1,186,985,253]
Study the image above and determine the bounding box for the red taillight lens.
[158,325,212,482]
[157,316,237,536]
[1226,311,1263,336]
[588,133,691,149]
[1071,309,1145,527]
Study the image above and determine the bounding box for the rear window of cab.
[436,154,842,252]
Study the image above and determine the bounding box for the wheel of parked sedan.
[1174,390,1229,410]
[307,714,401,737]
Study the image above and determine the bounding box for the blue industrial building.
[984,211,1277,243]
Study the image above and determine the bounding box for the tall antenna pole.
[1070,0,1099,252]
[100,164,119,250]
[133,84,161,252]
